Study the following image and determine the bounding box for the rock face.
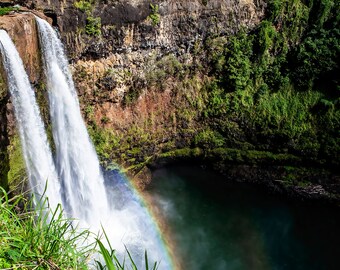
[12,0,266,60]
[0,1,261,62]
[0,1,338,201]
[0,0,266,188]
[0,12,46,82]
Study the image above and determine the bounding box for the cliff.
[0,0,266,188]
[14,0,265,59]
[0,0,339,201]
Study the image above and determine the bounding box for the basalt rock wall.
[0,0,266,189]
[15,0,266,60]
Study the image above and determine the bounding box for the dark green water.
[147,166,340,270]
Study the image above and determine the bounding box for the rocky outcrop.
[0,12,47,82]
[10,0,266,60]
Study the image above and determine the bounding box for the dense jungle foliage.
[201,0,339,166]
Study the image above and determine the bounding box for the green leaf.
[97,239,116,270]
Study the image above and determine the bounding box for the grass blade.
[145,250,149,270]
[97,239,116,270]
[125,245,137,270]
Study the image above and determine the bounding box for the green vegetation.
[88,124,120,161]
[7,136,26,191]
[0,148,9,191]
[86,16,102,36]
[157,147,301,165]
[96,228,159,270]
[0,6,18,16]
[0,188,92,269]
[194,129,225,148]
[74,0,102,36]
[146,54,184,86]
[74,0,93,13]
[148,3,160,26]
[202,0,340,163]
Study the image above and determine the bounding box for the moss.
[127,148,142,156]
[7,136,26,190]
[87,125,120,163]
[151,147,302,169]
[206,148,301,165]
[245,150,300,163]
[159,148,203,159]
[0,7,18,16]
[122,86,142,106]
[123,156,153,174]
[100,116,110,124]
[146,54,184,88]
[208,148,243,163]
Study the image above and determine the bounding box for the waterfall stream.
[36,16,109,228]
[35,18,172,269]
[0,30,62,210]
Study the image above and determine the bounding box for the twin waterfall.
[0,18,171,269]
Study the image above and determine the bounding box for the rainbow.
[110,170,178,269]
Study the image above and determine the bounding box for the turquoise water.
[147,166,340,270]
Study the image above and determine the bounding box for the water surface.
[146,165,340,270]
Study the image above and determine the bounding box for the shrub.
[148,3,160,26]
[0,7,18,16]
[74,0,93,14]
[194,129,225,148]
[86,16,102,36]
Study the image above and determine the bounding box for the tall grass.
[95,227,159,270]
[0,187,159,269]
[0,187,93,269]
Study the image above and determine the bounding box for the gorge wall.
[0,0,339,201]
[0,0,266,186]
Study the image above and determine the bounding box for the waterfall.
[35,17,109,227]
[0,30,61,210]
[35,18,172,269]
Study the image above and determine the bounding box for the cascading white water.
[0,30,62,210]
[35,17,172,269]
[35,17,109,227]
